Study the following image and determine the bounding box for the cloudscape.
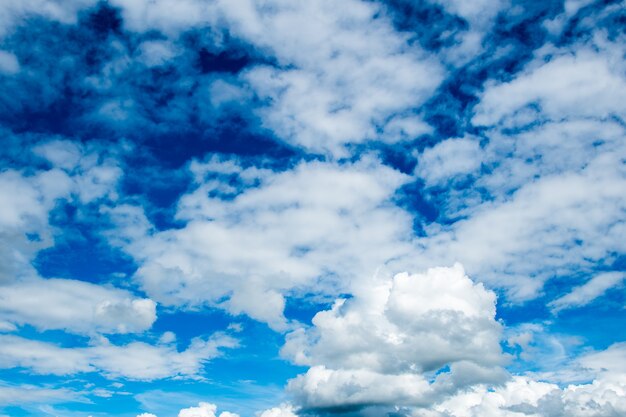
[0,0,625,416]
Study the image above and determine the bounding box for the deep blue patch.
[33,202,137,284]
[381,0,469,51]
[197,48,251,74]
[85,1,123,37]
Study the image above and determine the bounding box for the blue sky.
[0,1,625,416]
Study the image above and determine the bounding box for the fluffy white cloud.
[0,277,155,334]
[178,402,239,417]
[0,168,73,284]
[0,141,151,338]
[549,272,625,313]
[415,375,626,417]
[430,0,509,64]
[411,343,626,417]
[111,0,442,156]
[409,36,626,302]
[0,333,237,380]
[416,137,482,186]
[236,0,441,155]
[110,157,415,329]
[283,265,506,410]
[33,139,123,203]
[473,47,626,127]
[258,404,299,417]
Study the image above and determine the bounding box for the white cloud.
[136,40,180,67]
[410,37,626,302]
[258,404,299,417]
[0,382,87,407]
[234,0,442,155]
[283,264,506,410]
[416,374,626,417]
[0,0,93,37]
[0,141,147,338]
[137,414,158,417]
[410,343,626,417]
[33,140,123,203]
[0,332,237,380]
[473,47,626,127]
[0,277,156,334]
[413,150,626,301]
[430,0,509,64]
[0,50,19,74]
[0,168,73,284]
[416,137,482,186]
[111,0,442,156]
[288,366,433,409]
[549,272,625,313]
[178,402,239,417]
[110,157,415,329]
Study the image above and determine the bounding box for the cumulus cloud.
[0,333,237,380]
[283,264,506,411]
[258,404,299,417]
[414,374,626,417]
[136,402,239,417]
[178,402,239,417]
[0,277,156,334]
[110,157,416,329]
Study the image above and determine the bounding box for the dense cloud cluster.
[0,0,624,416]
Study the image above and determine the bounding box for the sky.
[0,0,625,416]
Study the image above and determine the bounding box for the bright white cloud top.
[0,0,624,416]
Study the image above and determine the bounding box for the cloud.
[258,404,299,417]
[0,0,93,38]
[406,343,626,417]
[109,157,416,329]
[0,140,152,336]
[233,0,442,156]
[406,36,626,302]
[413,149,626,301]
[0,50,19,74]
[33,139,123,203]
[472,46,626,127]
[0,167,73,284]
[416,374,626,417]
[549,272,626,313]
[0,277,156,334]
[283,264,506,411]
[416,136,482,186]
[0,333,237,380]
[136,402,240,417]
[0,382,87,407]
[178,402,239,417]
[108,0,442,156]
